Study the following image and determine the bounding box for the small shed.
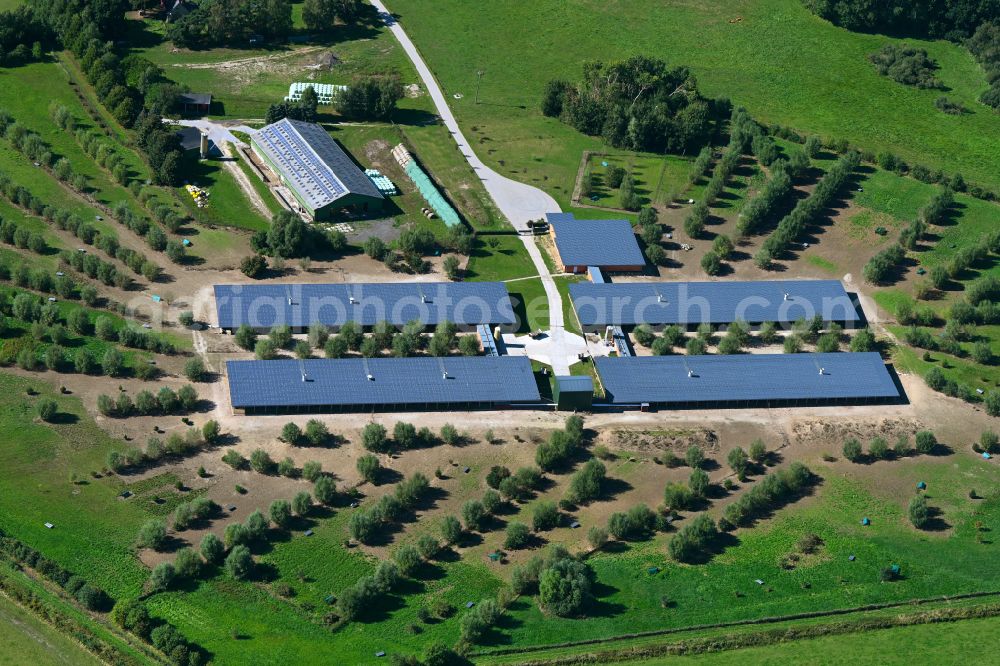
[861,517,871,526]
[178,93,212,115]
[553,375,594,411]
[916,481,926,490]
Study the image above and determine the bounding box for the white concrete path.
[372,0,586,374]
[370,0,559,231]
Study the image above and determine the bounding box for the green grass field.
[0,592,103,666]
[606,615,1000,665]
[389,0,1000,200]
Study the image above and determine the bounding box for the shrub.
[663,483,693,512]
[249,449,274,474]
[222,449,246,469]
[441,515,463,545]
[727,447,749,480]
[225,545,253,580]
[908,494,930,529]
[357,454,380,483]
[532,501,560,531]
[269,500,292,528]
[668,514,718,563]
[504,522,531,549]
[701,251,722,276]
[980,430,999,454]
[587,526,609,551]
[461,500,487,531]
[303,419,328,445]
[416,534,440,560]
[566,459,605,504]
[868,437,889,460]
[393,421,418,449]
[183,357,206,382]
[361,423,389,452]
[174,547,201,579]
[688,468,710,498]
[147,562,175,593]
[314,476,336,505]
[36,398,57,422]
[136,519,167,550]
[280,422,301,444]
[915,430,937,454]
[486,465,511,489]
[539,556,592,617]
[843,438,863,462]
[302,460,322,482]
[440,423,459,445]
[200,533,224,565]
[685,445,704,469]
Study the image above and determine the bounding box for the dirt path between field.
[168,46,325,70]
[219,143,272,219]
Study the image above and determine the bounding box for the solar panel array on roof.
[594,353,899,405]
[227,357,541,411]
[214,282,516,330]
[547,214,645,268]
[571,280,859,327]
[251,118,383,211]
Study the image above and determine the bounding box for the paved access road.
[371,0,586,375]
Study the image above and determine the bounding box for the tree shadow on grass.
[598,476,633,502]
[586,580,627,619]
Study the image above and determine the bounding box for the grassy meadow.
[388,0,1000,201]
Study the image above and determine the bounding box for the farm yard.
[0,0,997,664]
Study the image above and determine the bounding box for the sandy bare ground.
[169,47,326,70]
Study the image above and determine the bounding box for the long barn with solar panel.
[214,281,517,333]
[227,357,542,414]
[250,118,384,220]
[570,279,861,332]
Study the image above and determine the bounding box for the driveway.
[372,0,585,374]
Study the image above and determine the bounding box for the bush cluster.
[535,415,585,471]
[348,473,431,543]
[721,462,813,528]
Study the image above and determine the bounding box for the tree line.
[755,151,860,269]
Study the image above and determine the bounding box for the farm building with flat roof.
[250,118,384,221]
[227,357,542,414]
[594,352,900,408]
[546,213,645,274]
[214,282,517,333]
[571,279,860,331]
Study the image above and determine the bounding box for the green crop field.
[388,0,1000,200]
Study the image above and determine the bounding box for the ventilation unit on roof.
[783,292,790,301]
[819,367,825,375]
[367,373,374,381]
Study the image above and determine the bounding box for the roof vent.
[349,296,357,305]
[819,367,825,375]
[783,292,790,301]
[366,373,374,381]
[442,371,449,379]
[687,369,694,378]
[657,293,665,303]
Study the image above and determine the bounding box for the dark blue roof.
[227,357,541,409]
[595,353,898,404]
[547,215,644,268]
[214,282,516,330]
[571,280,859,327]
